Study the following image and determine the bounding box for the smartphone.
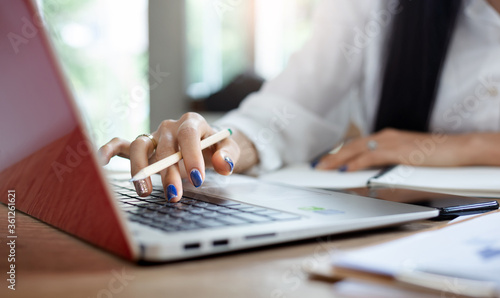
[335,186,499,220]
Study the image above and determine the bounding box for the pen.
[366,165,396,186]
[310,141,344,168]
[130,128,232,181]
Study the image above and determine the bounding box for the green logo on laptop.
[299,206,325,211]
[299,206,344,215]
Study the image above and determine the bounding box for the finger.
[155,132,183,202]
[162,165,183,203]
[211,138,240,175]
[345,151,396,172]
[315,137,371,170]
[177,116,209,187]
[97,137,131,165]
[129,136,156,196]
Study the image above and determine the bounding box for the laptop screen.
[0,0,135,259]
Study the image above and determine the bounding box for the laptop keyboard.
[112,184,301,233]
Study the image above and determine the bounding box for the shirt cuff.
[213,110,283,176]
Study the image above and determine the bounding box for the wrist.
[462,133,500,166]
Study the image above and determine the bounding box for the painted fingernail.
[310,160,319,168]
[166,184,177,202]
[224,156,234,173]
[190,169,203,188]
[338,165,348,172]
[133,179,148,196]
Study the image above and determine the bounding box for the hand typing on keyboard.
[98,113,259,202]
[113,183,301,233]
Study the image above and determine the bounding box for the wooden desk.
[0,204,447,298]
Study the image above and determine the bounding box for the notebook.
[331,210,500,297]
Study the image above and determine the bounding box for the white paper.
[260,164,378,189]
[333,211,500,286]
[332,280,441,298]
[371,166,500,197]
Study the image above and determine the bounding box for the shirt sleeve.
[215,0,377,174]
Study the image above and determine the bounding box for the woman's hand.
[98,112,249,202]
[314,128,497,171]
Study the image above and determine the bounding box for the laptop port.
[212,239,229,247]
[183,242,201,250]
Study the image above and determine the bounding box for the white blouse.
[216,0,500,173]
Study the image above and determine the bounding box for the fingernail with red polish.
[134,179,148,196]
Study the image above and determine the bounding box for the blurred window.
[186,0,319,99]
[38,0,149,147]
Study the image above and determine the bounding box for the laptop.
[0,0,439,262]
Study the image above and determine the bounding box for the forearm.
[463,133,500,166]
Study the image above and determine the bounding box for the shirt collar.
[464,0,500,27]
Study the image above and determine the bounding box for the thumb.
[211,139,240,175]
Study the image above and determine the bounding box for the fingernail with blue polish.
[339,165,348,172]
[190,169,203,187]
[224,156,234,173]
[166,184,177,201]
[310,160,319,168]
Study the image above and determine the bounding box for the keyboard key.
[175,204,193,210]
[193,201,209,207]
[138,217,157,226]
[201,211,219,218]
[185,214,204,222]
[217,216,250,225]
[228,205,257,210]
[150,190,164,195]
[121,205,140,211]
[238,207,270,213]
[127,214,143,222]
[189,207,208,214]
[153,213,177,225]
[163,209,190,218]
[120,198,144,204]
[180,199,198,205]
[204,205,226,211]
